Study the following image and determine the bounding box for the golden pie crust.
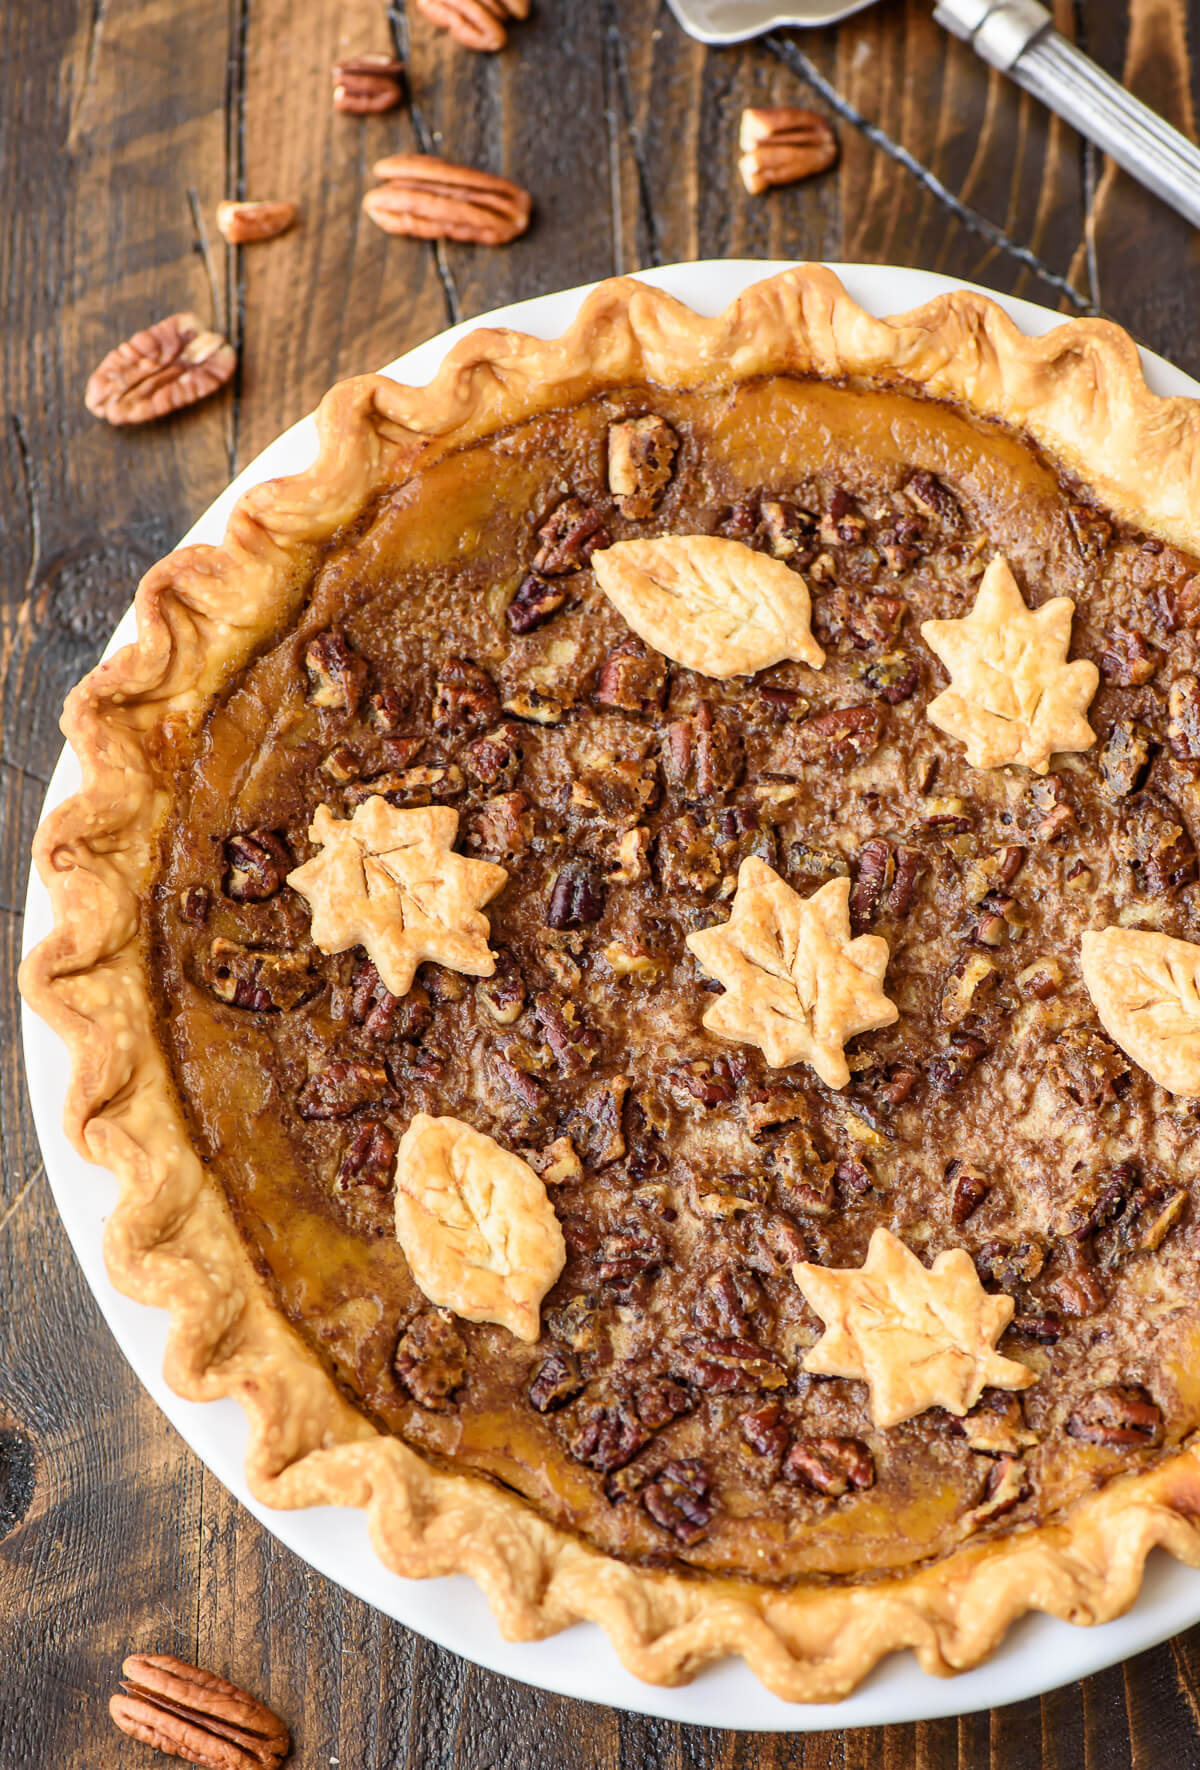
[22,266,1200,1703]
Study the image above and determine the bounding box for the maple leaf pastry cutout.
[920,555,1099,774]
[793,1227,1036,1430]
[685,862,898,1087]
[1081,926,1200,1095]
[287,800,507,997]
[394,1114,566,1342]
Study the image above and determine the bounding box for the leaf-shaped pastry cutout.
[393,1114,566,1341]
[793,1227,1035,1429]
[287,800,507,998]
[921,556,1099,774]
[685,862,897,1086]
[591,534,825,679]
[1081,926,1200,1095]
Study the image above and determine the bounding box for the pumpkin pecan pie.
[25,267,1200,1701]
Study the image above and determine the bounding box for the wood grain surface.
[4,1,1200,1764]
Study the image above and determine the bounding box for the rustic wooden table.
[4,0,1200,1764]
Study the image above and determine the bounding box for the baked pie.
[25,266,1200,1701]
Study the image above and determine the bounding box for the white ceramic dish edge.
[20,260,1200,1730]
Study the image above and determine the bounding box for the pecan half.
[394,1311,467,1410]
[85,313,236,425]
[304,630,367,714]
[662,700,744,801]
[416,0,529,51]
[849,837,893,935]
[738,106,838,194]
[546,860,605,929]
[223,829,291,903]
[948,1159,990,1226]
[740,1399,790,1464]
[607,415,679,518]
[792,702,882,767]
[109,1654,289,1770]
[565,1397,654,1471]
[332,53,405,113]
[298,1059,394,1120]
[364,154,531,244]
[1066,1384,1163,1448]
[337,1120,398,1192]
[350,958,431,1043]
[783,1436,874,1497]
[203,939,318,1012]
[533,495,608,574]
[641,1459,716,1545]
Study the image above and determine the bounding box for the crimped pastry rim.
[20,264,1200,1704]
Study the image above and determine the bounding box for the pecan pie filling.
[149,375,1200,1584]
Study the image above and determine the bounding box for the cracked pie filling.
[145,366,1200,1588]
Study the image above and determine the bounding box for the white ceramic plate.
[22,261,1200,1729]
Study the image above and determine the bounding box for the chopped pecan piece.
[463,723,523,789]
[593,634,668,714]
[223,828,291,903]
[861,650,922,703]
[760,498,817,564]
[635,1377,693,1429]
[975,1237,1045,1293]
[367,686,406,733]
[350,958,431,1042]
[322,741,362,782]
[545,861,605,930]
[545,1293,606,1353]
[431,657,499,731]
[346,763,465,806]
[332,52,405,113]
[1058,1161,1137,1241]
[85,313,236,425]
[927,1031,988,1095]
[1066,1384,1163,1449]
[109,1654,290,1769]
[529,1350,585,1414]
[608,825,651,884]
[203,938,319,1011]
[595,1226,663,1283]
[819,487,868,548]
[533,495,608,574]
[298,1059,394,1120]
[1168,673,1200,759]
[178,884,210,925]
[1099,626,1158,686]
[740,1399,790,1464]
[492,1050,548,1113]
[337,1120,398,1192]
[1115,790,1197,893]
[565,1398,654,1472]
[783,1436,875,1497]
[662,701,744,800]
[394,1311,467,1411]
[1099,719,1154,797]
[668,1057,735,1107]
[1068,503,1113,560]
[816,586,904,651]
[948,1159,990,1226]
[959,1390,1035,1456]
[888,844,925,917]
[676,1335,788,1394]
[769,1126,837,1216]
[1043,1245,1107,1318]
[304,630,367,714]
[905,469,961,525]
[1007,1313,1064,1344]
[940,952,998,1024]
[216,198,297,244]
[476,950,526,1024]
[792,702,883,767]
[506,571,569,634]
[607,415,679,518]
[660,814,725,900]
[468,790,533,862]
[571,1075,629,1166]
[1026,773,1074,842]
[688,1172,770,1219]
[1128,1183,1188,1255]
[641,1459,716,1546]
[848,838,893,935]
[692,1268,765,1337]
[1048,1026,1131,1108]
[968,1454,1029,1525]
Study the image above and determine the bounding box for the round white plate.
[22,261,1200,1729]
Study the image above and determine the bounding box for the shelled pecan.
[416,0,529,52]
[216,200,297,244]
[85,313,235,425]
[738,106,838,195]
[364,155,531,244]
[332,53,405,114]
[109,1653,289,1768]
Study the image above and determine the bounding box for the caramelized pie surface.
[150,375,1200,1583]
